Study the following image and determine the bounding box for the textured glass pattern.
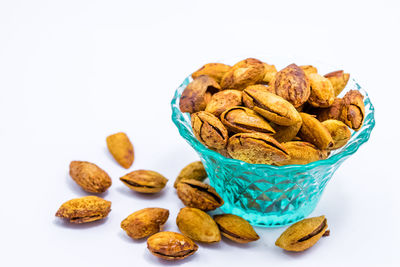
[171,76,375,227]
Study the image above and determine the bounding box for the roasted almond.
[69,161,112,193]
[120,170,168,193]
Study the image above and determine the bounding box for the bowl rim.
[171,75,375,171]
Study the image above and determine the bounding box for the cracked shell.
[308,73,335,108]
[69,161,112,193]
[147,231,198,261]
[341,90,365,131]
[214,214,259,243]
[275,215,328,252]
[317,98,345,121]
[220,58,265,90]
[121,208,169,239]
[191,111,228,150]
[279,141,328,165]
[55,196,111,224]
[322,119,351,149]
[192,63,231,83]
[298,113,334,150]
[120,170,168,193]
[324,70,350,97]
[205,89,243,117]
[106,132,134,169]
[269,64,310,108]
[220,106,275,134]
[179,75,221,113]
[174,161,207,188]
[243,86,301,126]
[227,132,289,165]
[176,207,221,243]
[176,179,224,211]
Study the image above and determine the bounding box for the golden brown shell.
[220,58,265,90]
[192,63,231,83]
[227,132,289,165]
[180,75,221,113]
[191,111,228,150]
[269,64,311,108]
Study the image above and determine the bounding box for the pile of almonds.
[180,59,365,165]
[55,132,330,260]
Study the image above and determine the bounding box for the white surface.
[0,0,399,266]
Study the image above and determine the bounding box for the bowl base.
[220,197,321,227]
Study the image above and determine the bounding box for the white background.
[0,0,399,266]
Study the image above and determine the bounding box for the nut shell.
[106,132,134,169]
[269,64,310,108]
[300,65,318,76]
[174,161,207,188]
[176,179,224,211]
[227,132,289,165]
[120,170,168,193]
[324,70,350,97]
[340,90,365,131]
[214,214,259,243]
[270,120,302,143]
[69,161,112,193]
[180,75,221,113]
[192,63,231,83]
[220,58,265,90]
[243,87,301,126]
[121,208,169,239]
[322,119,351,149]
[307,73,335,108]
[191,111,228,150]
[220,106,275,134]
[245,84,274,93]
[205,89,243,117]
[317,98,345,121]
[176,207,221,243]
[55,196,111,224]
[147,231,198,261]
[261,63,277,85]
[298,113,334,150]
[275,216,328,252]
[279,141,328,165]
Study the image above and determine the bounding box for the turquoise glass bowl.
[171,76,375,227]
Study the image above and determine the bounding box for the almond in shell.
[121,208,169,239]
[106,132,134,169]
[55,196,111,224]
[324,70,350,97]
[298,113,334,150]
[192,63,231,83]
[214,214,259,243]
[176,179,224,211]
[180,75,221,113]
[227,132,289,165]
[120,170,168,193]
[275,216,328,252]
[269,64,310,108]
[176,207,220,243]
[147,231,198,260]
[69,161,112,193]
[322,119,351,149]
[220,58,265,90]
[174,161,207,188]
